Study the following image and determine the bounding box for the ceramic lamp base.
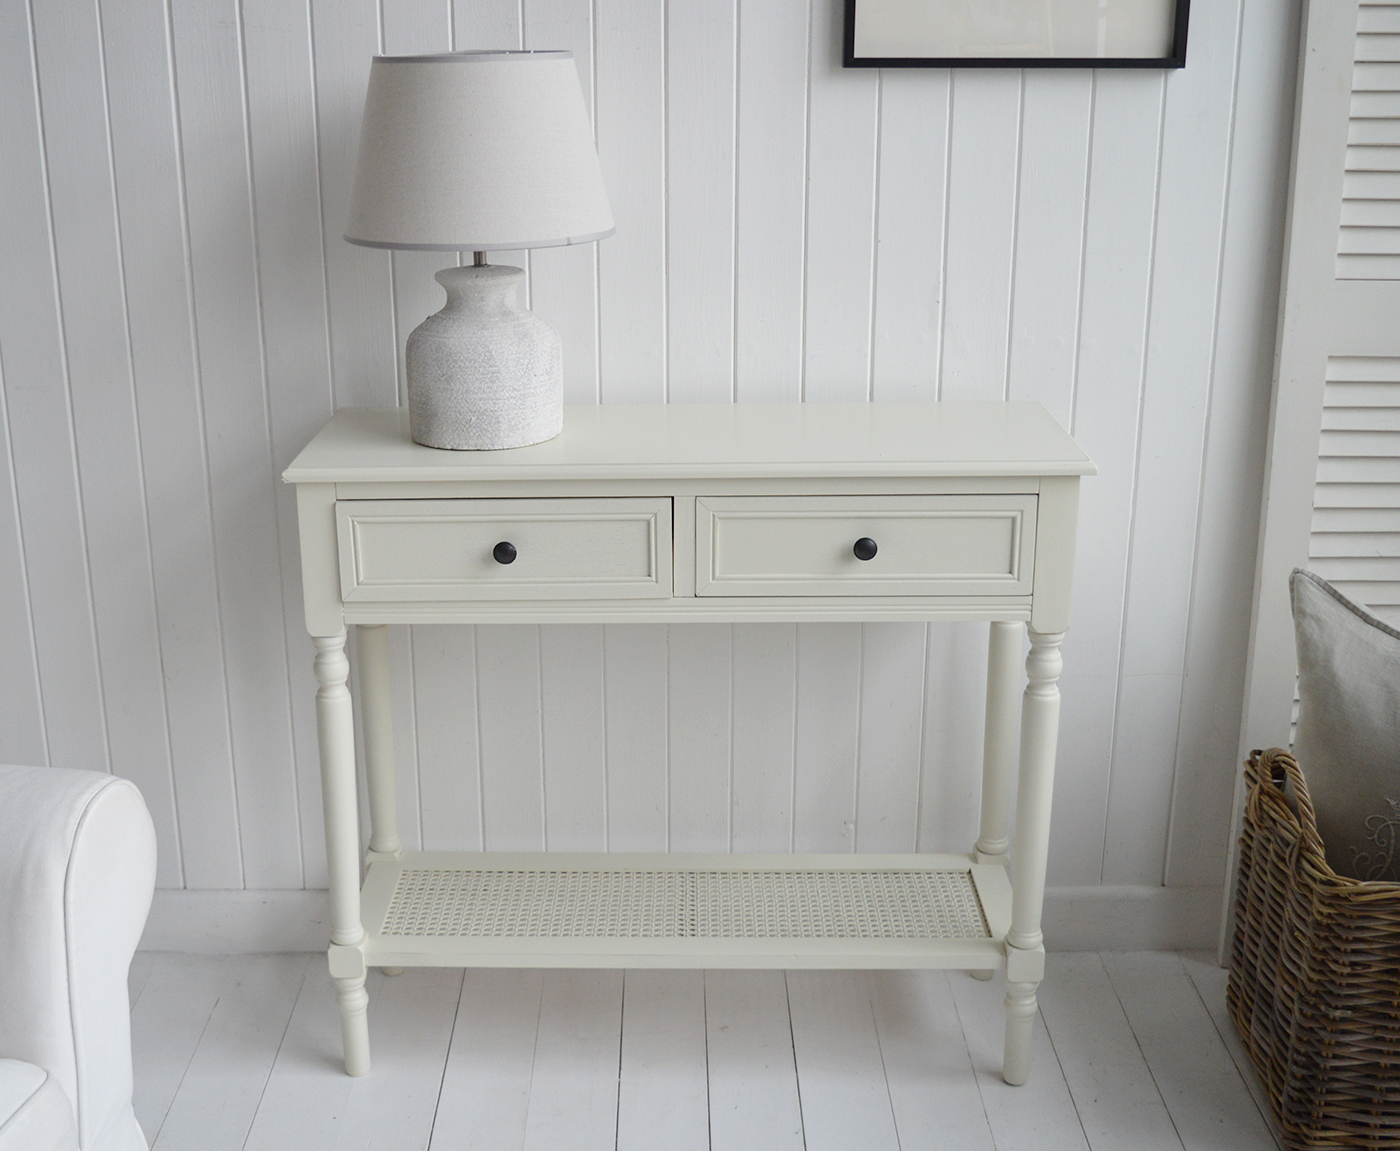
[405,263,563,450]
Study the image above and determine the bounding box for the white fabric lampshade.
[345,51,614,251]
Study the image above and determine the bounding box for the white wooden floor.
[127,951,1282,1151]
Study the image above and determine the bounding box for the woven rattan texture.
[1228,749,1400,1150]
[379,867,991,940]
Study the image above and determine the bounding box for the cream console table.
[284,402,1094,1086]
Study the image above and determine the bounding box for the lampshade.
[344,51,615,251]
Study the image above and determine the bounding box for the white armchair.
[0,765,157,1151]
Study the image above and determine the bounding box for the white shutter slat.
[1349,117,1400,143]
[1307,530,1400,555]
[1357,33,1400,60]
[1344,144,1400,169]
[1320,404,1400,428]
[1316,456,1400,481]
[1319,429,1400,452]
[1360,5,1400,34]
[1313,481,1400,507]
[1353,60,1400,87]
[1309,359,1400,618]
[1312,506,1400,530]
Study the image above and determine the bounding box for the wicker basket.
[1228,748,1400,1149]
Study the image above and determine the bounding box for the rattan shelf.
[358,850,1011,970]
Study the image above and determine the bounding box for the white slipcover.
[0,1059,78,1151]
[0,765,156,1151]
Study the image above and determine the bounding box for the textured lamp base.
[405,264,563,450]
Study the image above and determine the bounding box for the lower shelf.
[359,850,1012,970]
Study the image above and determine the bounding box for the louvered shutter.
[1226,0,1400,953]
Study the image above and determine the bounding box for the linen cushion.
[1291,568,1400,880]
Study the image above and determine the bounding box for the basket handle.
[1251,748,1328,859]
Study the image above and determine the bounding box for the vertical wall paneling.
[940,70,1022,399]
[1103,0,1243,886]
[241,0,338,886]
[3,0,1293,912]
[870,70,950,401]
[34,0,181,883]
[475,624,545,851]
[734,0,809,401]
[387,624,423,851]
[0,4,63,767]
[730,624,797,853]
[917,622,988,853]
[0,0,110,779]
[170,0,303,888]
[854,623,925,853]
[667,624,732,853]
[539,625,607,852]
[412,624,484,852]
[1048,71,1164,887]
[1165,0,1302,887]
[525,0,600,405]
[792,624,862,853]
[603,624,669,852]
[1006,72,1094,425]
[595,0,666,402]
[665,0,737,402]
[801,0,878,401]
[0,352,45,767]
[452,0,522,52]
[99,0,237,887]
[310,0,397,409]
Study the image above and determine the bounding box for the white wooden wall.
[0,0,1300,902]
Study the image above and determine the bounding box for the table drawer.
[337,498,672,601]
[695,495,1036,597]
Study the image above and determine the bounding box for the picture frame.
[843,0,1190,69]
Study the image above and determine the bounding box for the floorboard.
[1104,952,1279,1151]
[124,951,1278,1151]
[430,968,544,1151]
[147,953,309,1151]
[128,951,156,1011]
[1037,952,1184,1151]
[242,967,463,1151]
[868,969,996,1151]
[787,970,902,1151]
[704,970,805,1151]
[1179,952,1286,1150]
[129,954,260,1144]
[519,969,624,1151]
[616,970,709,1151]
[947,963,1091,1151]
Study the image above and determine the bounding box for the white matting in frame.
[844,0,1189,68]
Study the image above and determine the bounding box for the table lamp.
[345,51,614,450]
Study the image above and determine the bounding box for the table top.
[283,402,1095,484]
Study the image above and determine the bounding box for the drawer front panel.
[696,495,1036,597]
[338,498,672,601]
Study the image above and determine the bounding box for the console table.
[284,402,1094,1086]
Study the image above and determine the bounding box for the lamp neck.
[473,251,487,267]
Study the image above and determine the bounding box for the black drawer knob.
[493,541,517,565]
[853,537,878,561]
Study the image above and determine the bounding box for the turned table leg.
[1003,628,1063,1086]
[358,624,402,860]
[314,632,371,1076]
[971,620,1023,980]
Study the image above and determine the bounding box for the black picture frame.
[842,0,1190,69]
